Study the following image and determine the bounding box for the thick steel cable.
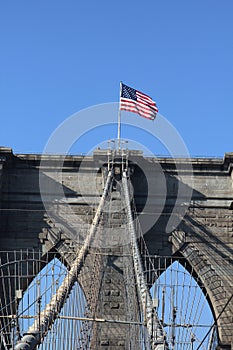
[12,169,113,350]
[122,171,169,350]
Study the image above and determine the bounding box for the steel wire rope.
[190,284,212,349]
[175,261,190,348]
[0,268,12,334]
[164,261,186,348]
[152,261,186,347]
[16,259,68,337]
[122,171,169,350]
[130,211,180,348]
[11,168,114,350]
[34,259,66,350]
[175,261,179,346]
[182,273,201,347]
[6,252,13,330]
[170,261,174,348]
[195,293,233,350]
[179,263,196,350]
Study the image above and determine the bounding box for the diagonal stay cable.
[12,169,113,350]
[196,293,233,350]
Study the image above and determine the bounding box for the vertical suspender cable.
[12,169,113,350]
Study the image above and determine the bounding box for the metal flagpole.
[117,81,122,149]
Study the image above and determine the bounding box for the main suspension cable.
[122,170,169,350]
[12,169,113,350]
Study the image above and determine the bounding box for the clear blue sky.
[0,1,232,156]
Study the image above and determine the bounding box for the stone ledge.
[0,147,13,154]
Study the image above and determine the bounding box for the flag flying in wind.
[120,83,158,120]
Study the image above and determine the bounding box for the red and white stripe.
[136,91,158,112]
[120,98,157,120]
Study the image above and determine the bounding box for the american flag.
[120,83,158,120]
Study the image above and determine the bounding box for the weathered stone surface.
[0,148,232,348]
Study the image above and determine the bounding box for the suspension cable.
[122,170,169,350]
[12,169,113,350]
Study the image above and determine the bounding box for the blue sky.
[0,1,232,156]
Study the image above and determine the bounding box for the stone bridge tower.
[0,147,232,349]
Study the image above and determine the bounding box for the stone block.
[111,290,120,296]
[100,339,109,346]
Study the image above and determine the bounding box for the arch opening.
[150,259,218,350]
[16,257,88,349]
